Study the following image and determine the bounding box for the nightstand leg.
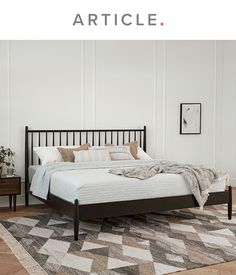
[9,195,12,209]
[13,195,16,211]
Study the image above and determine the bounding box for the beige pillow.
[105,141,139,160]
[125,141,139,160]
[57,143,91,162]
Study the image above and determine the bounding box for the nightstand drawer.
[0,179,21,195]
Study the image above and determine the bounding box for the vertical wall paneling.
[83,41,96,128]
[81,41,85,129]
[93,41,96,128]
[0,41,11,205]
[215,41,223,169]
[154,41,166,158]
[153,41,157,155]
[8,41,12,148]
[213,41,217,168]
[94,40,155,153]
[220,41,236,184]
[165,41,215,166]
[0,41,10,147]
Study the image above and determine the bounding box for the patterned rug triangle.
[47,218,67,226]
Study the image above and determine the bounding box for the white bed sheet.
[46,168,228,205]
[29,165,41,182]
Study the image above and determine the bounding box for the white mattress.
[45,168,227,205]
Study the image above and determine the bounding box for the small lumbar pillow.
[74,149,111,162]
[57,143,91,162]
[90,146,134,161]
[105,141,139,160]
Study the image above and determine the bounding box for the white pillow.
[33,146,79,165]
[137,147,152,160]
[33,147,62,165]
[74,150,111,162]
[90,146,134,161]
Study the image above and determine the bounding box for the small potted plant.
[0,146,15,176]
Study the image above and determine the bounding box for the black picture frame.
[180,103,202,135]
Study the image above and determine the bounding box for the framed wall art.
[180,103,201,134]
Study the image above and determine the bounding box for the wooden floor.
[0,205,52,275]
[0,190,236,275]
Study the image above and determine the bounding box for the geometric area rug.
[1,205,236,275]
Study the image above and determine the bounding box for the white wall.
[0,40,236,207]
[221,41,236,185]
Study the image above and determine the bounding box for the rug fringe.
[0,224,48,275]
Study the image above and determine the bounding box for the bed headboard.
[25,126,146,205]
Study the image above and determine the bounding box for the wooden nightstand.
[0,175,21,211]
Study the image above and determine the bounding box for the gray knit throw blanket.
[109,162,229,208]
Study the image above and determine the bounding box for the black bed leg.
[74,199,79,241]
[228,186,232,220]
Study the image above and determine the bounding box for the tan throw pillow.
[57,144,91,162]
[125,141,139,160]
[105,141,139,160]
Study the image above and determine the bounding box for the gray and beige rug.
[1,205,236,275]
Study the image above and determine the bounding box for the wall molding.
[153,41,157,154]
[83,41,97,129]
[7,41,11,148]
[215,41,224,169]
[81,41,85,129]
[163,41,166,157]
[213,41,217,168]
[93,41,96,128]
[0,41,11,147]
[154,41,166,158]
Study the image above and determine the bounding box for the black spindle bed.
[25,126,232,240]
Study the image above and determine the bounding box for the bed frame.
[25,126,232,241]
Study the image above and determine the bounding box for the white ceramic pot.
[0,163,7,176]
